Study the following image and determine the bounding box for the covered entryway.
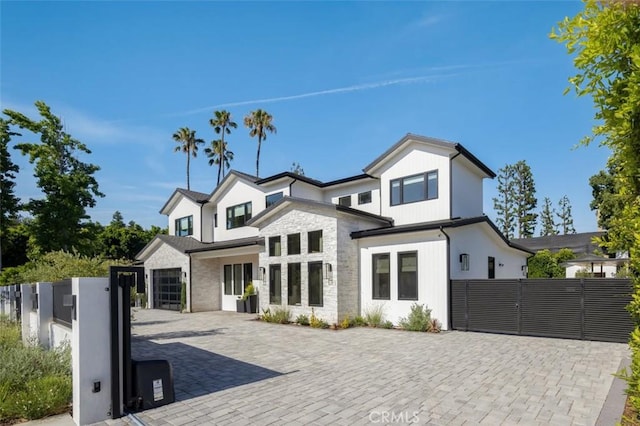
[153,268,183,310]
[451,278,634,343]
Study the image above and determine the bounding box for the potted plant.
[242,282,258,314]
[236,296,246,313]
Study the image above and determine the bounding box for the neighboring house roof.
[363,133,496,178]
[511,232,605,255]
[246,196,394,228]
[350,215,533,254]
[159,188,210,214]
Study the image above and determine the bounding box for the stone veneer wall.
[191,257,222,312]
[144,243,190,310]
[336,215,367,321]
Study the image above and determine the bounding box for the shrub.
[296,314,310,326]
[353,315,366,327]
[340,316,353,329]
[399,303,433,332]
[363,304,386,327]
[261,307,291,324]
[241,282,256,300]
[381,320,394,329]
[180,281,187,312]
[309,309,329,329]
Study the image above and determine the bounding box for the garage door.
[153,268,182,311]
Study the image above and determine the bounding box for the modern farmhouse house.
[137,134,531,328]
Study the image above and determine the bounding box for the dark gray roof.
[137,234,265,259]
[159,188,210,213]
[256,171,376,188]
[511,232,605,254]
[363,133,496,178]
[185,236,264,254]
[351,215,532,254]
[136,234,211,259]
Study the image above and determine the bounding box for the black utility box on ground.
[132,359,175,410]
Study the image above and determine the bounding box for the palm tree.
[172,127,204,190]
[204,139,234,185]
[244,109,276,177]
[209,110,237,184]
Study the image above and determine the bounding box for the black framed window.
[243,263,253,286]
[175,215,193,236]
[288,263,301,305]
[488,256,495,279]
[234,264,243,295]
[358,191,372,205]
[214,213,218,228]
[269,236,281,257]
[390,171,438,206]
[398,252,418,300]
[223,265,233,295]
[372,253,390,300]
[226,202,252,229]
[287,233,301,255]
[338,195,351,207]
[269,264,282,304]
[224,263,251,295]
[308,261,323,306]
[266,192,283,208]
[308,230,323,253]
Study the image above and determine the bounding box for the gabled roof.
[351,215,532,254]
[185,236,264,254]
[136,234,212,260]
[207,170,261,203]
[255,171,376,188]
[511,232,605,255]
[159,188,210,214]
[247,196,393,228]
[363,133,496,178]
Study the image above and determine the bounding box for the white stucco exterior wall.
[290,181,323,202]
[451,158,484,218]
[168,197,202,240]
[359,231,449,328]
[214,180,263,241]
[323,180,381,216]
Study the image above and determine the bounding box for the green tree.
[0,119,21,270]
[244,109,276,178]
[290,162,305,176]
[493,164,517,239]
[539,197,558,236]
[552,0,640,409]
[513,160,538,238]
[209,110,237,185]
[3,101,104,256]
[527,248,575,278]
[204,140,234,186]
[172,127,204,190]
[556,195,576,235]
[589,164,621,231]
[97,211,165,261]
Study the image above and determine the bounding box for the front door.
[221,262,253,311]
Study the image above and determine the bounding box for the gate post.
[35,282,53,348]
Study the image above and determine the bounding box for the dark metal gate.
[451,278,633,343]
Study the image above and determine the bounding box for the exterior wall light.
[460,254,469,271]
[258,267,266,281]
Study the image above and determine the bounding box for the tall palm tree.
[172,127,204,190]
[244,109,276,177]
[209,110,237,184]
[204,139,234,185]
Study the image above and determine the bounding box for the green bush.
[353,315,366,327]
[363,305,386,327]
[295,314,309,326]
[0,320,71,423]
[399,303,433,332]
[261,307,291,324]
[381,320,394,329]
[241,282,256,301]
[309,309,329,329]
[340,316,353,329]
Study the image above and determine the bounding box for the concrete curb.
[597,357,631,426]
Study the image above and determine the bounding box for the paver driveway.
[101,309,628,426]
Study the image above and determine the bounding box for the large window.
[287,233,301,255]
[372,253,390,300]
[308,261,323,306]
[308,230,323,253]
[390,171,438,206]
[175,215,193,236]
[152,268,182,311]
[358,191,372,205]
[338,195,351,207]
[266,192,283,208]
[233,264,243,295]
[269,264,282,304]
[269,236,281,257]
[226,202,252,229]
[224,265,233,295]
[288,263,301,305]
[223,263,251,296]
[398,252,418,300]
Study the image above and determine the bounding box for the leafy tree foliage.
[539,197,558,236]
[493,164,517,239]
[0,119,21,270]
[96,211,166,261]
[209,110,237,185]
[589,164,622,231]
[556,195,576,235]
[204,140,234,186]
[172,127,204,190]
[290,162,305,176]
[513,160,538,238]
[527,248,575,278]
[552,0,640,410]
[3,101,104,256]
[244,109,276,178]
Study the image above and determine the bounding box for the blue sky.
[1,1,606,233]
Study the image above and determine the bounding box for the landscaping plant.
[363,305,386,327]
[399,303,434,332]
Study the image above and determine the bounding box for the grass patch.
[0,318,71,423]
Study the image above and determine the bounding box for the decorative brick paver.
[94,309,628,425]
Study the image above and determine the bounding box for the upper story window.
[338,195,352,207]
[358,191,372,205]
[390,171,438,206]
[266,192,283,208]
[175,215,193,236]
[226,202,252,229]
[308,230,323,253]
[287,233,301,255]
[269,236,281,257]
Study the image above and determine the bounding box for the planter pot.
[245,294,258,314]
[236,299,246,313]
